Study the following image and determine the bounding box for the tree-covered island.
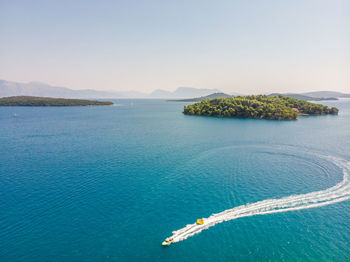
[0,96,114,106]
[183,95,339,120]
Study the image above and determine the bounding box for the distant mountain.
[0,80,147,98]
[0,80,221,99]
[172,92,339,102]
[150,87,220,99]
[268,93,338,101]
[3,79,347,100]
[173,87,221,98]
[229,92,244,96]
[169,92,233,102]
[301,91,350,98]
[150,89,173,98]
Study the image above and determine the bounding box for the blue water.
[0,99,349,261]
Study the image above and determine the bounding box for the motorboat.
[162,238,174,246]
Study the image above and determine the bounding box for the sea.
[0,98,349,262]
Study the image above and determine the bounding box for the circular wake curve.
[166,154,350,243]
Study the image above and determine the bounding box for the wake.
[166,155,350,243]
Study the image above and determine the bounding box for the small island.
[0,96,114,106]
[183,95,339,120]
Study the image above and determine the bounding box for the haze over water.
[0,99,350,261]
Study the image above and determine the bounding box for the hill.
[0,80,221,99]
[169,92,233,102]
[0,80,146,98]
[268,93,338,101]
[150,87,220,99]
[0,96,113,106]
[183,95,339,120]
[301,91,350,98]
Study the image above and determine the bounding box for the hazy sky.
[1,0,349,94]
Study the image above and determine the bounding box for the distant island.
[168,92,233,102]
[267,93,338,101]
[0,96,113,106]
[183,95,339,120]
[170,92,338,102]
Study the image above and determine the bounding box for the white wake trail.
[166,155,350,243]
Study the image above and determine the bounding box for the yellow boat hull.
[196,218,205,225]
[162,240,173,246]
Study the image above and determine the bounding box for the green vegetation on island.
[0,96,113,106]
[183,95,339,120]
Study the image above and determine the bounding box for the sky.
[1,0,349,94]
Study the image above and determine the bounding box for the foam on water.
[166,155,350,243]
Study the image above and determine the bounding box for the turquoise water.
[0,99,349,261]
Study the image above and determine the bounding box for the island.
[0,96,114,106]
[183,95,339,120]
